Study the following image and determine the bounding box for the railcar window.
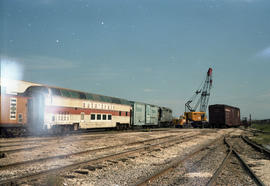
[102,96,111,103]
[68,91,79,98]
[18,114,23,123]
[111,97,121,104]
[50,88,62,96]
[86,93,94,100]
[93,94,102,102]
[66,112,70,121]
[60,89,71,97]
[97,114,101,120]
[119,111,122,116]
[102,114,106,120]
[108,115,112,120]
[81,113,84,120]
[79,92,86,99]
[24,86,49,96]
[126,112,128,116]
[91,114,95,120]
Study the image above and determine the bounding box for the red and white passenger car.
[1,85,131,134]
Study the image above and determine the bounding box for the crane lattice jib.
[185,68,213,113]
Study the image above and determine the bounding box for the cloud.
[256,46,270,59]
[0,57,24,81]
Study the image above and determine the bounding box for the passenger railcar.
[1,83,174,135]
[23,86,131,133]
[0,88,30,136]
[209,104,241,128]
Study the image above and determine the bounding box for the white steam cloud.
[1,57,24,94]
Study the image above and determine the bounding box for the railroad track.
[0,133,136,155]
[0,134,182,170]
[0,133,203,185]
[133,132,268,186]
[0,128,188,147]
[207,137,266,186]
[241,128,270,135]
[134,136,224,186]
[0,130,197,155]
[241,135,270,156]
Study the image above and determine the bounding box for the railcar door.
[146,105,151,125]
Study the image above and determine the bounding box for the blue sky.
[1,0,270,119]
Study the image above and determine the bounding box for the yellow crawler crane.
[181,68,213,128]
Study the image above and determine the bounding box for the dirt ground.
[0,128,269,186]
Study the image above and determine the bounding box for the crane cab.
[184,112,207,122]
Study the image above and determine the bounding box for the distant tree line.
[253,119,270,124]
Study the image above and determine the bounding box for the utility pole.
[249,114,252,126]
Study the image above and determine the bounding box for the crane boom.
[179,68,213,128]
[185,68,213,113]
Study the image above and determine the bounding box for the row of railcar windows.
[119,111,129,116]
[82,102,115,110]
[50,87,129,105]
[90,114,112,121]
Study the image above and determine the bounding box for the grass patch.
[250,123,270,132]
[250,123,270,147]
[251,134,270,146]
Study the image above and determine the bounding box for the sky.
[0,0,270,119]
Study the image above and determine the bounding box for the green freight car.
[130,101,159,127]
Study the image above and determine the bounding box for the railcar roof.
[129,100,160,108]
[209,104,240,110]
[25,85,131,106]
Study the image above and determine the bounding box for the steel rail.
[241,136,270,156]
[0,133,200,185]
[0,143,35,148]
[0,132,152,155]
[207,151,232,185]
[0,145,45,155]
[223,137,265,186]
[232,149,265,186]
[0,134,188,170]
[206,138,232,186]
[134,136,223,186]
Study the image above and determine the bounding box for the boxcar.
[23,85,132,133]
[130,102,146,126]
[209,104,241,128]
[159,107,173,127]
[130,101,159,127]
